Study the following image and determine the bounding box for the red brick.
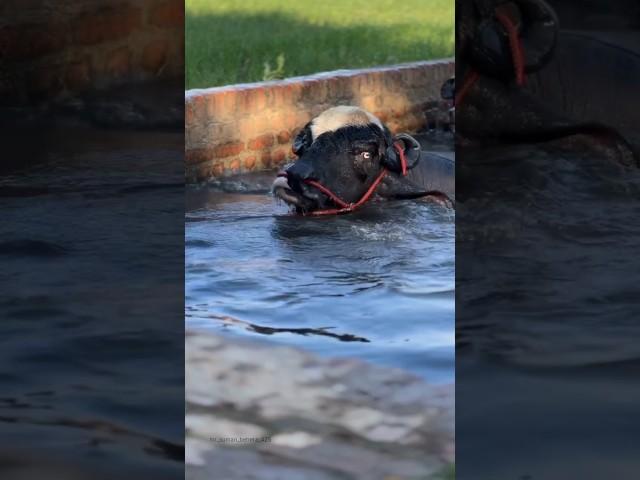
[185,102,195,127]
[228,158,241,173]
[359,96,376,112]
[73,7,142,45]
[149,1,185,28]
[263,110,283,131]
[296,111,312,128]
[325,77,340,97]
[367,71,384,91]
[385,70,403,89]
[386,120,400,134]
[234,89,253,113]
[310,103,328,118]
[0,24,67,61]
[246,89,265,112]
[353,74,370,94]
[283,83,301,104]
[289,82,304,102]
[243,155,257,170]
[192,94,208,113]
[105,47,132,78]
[248,133,274,151]
[374,111,389,123]
[276,130,291,144]
[300,81,316,101]
[186,148,212,165]
[273,84,288,104]
[213,141,244,158]
[261,151,272,169]
[263,89,275,108]
[272,149,286,166]
[333,76,351,98]
[405,114,425,132]
[187,94,208,125]
[251,88,267,111]
[359,74,373,92]
[205,93,223,119]
[270,85,286,106]
[284,112,300,131]
[310,80,328,103]
[405,67,427,87]
[219,89,237,117]
[141,38,169,74]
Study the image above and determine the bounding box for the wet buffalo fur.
[271,107,449,214]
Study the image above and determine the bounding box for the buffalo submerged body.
[272,106,455,215]
[455,0,640,166]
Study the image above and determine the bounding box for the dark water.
[0,127,184,479]
[185,167,455,383]
[457,143,640,479]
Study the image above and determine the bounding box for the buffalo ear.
[382,133,421,173]
[292,123,313,157]
[514,0,559,72]
[468,0,558,80]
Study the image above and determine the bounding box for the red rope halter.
[455,70,481,107]
[457,7,527,106]
[494,9,526,86]
[299,141,408,216]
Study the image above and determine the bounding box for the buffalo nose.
[286,161,315,192]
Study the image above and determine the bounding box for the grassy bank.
[186,0,454,89]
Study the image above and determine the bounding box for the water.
[185,167,455,383]
[457,143,640,366]
[0,126,184,479]
[456,142,640,479]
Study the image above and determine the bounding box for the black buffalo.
[272,106,454,215]
[455,0,640,165]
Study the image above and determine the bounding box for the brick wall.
[185,59,454,183]
[0,0,184,105]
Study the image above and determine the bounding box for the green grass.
[186,0,454,89]
[436,463,455,480]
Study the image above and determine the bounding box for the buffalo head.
[272,106,421,214]
[457,0,559,83]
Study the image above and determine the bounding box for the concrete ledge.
[186,330,454,479]
[185,59,454,182]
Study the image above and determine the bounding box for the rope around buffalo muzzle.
[292,141,408,216]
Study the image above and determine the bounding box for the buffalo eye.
[361,152,371,160]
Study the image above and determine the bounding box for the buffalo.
[455,0,640,166]
[272,106,454,215]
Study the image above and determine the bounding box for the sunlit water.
[185,170,455,383]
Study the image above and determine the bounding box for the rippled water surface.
[1,127,183,478]
[457,143,640,366]
[456,142,640,479]
[186,169,455,383]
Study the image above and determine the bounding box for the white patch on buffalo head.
[310,106,384,141]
